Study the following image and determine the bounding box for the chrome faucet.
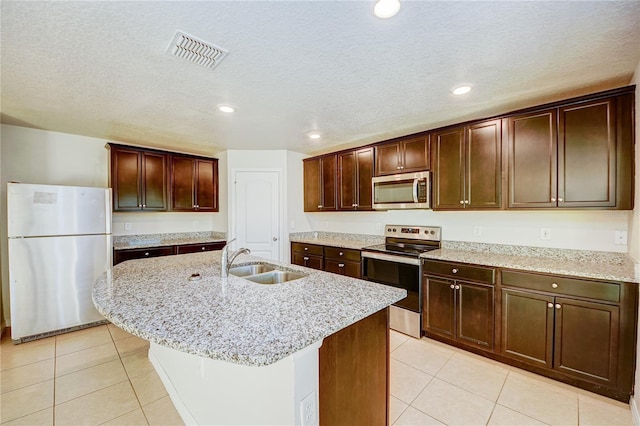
[220,238,251,278]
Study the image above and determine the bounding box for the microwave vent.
[167,31,229,70]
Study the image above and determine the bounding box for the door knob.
[273,237,278,241]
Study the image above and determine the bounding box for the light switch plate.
[540,228,551,240]
[615,231,628,245]
[124,223,132,231]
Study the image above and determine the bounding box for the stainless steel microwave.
[372,171,431,210]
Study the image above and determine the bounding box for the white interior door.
[233,170,280,260]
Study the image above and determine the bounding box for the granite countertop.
[421,242,639,283]
[93,252,405,367]
[113,231,226,250]
[289,231,384,250]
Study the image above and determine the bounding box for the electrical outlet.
[124,223,132,231]
[615,231,628,245]
[473,226,482,237]
[300,392,318,426]
[540,228,551,240]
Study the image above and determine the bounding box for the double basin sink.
[228,263,307,284]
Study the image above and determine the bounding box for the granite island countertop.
[113,231,226,250]
[93,251,405,366]
[421,242,639,283]
[289,231,384,250]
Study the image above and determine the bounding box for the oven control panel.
[384,225,441,241]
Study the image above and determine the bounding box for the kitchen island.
[93,251,405,425]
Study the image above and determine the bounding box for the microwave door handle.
[412,179,419,203]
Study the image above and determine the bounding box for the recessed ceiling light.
[308,132,322,140]
[374,0,401,19]
[452,85,472,96]
[218,105,236,113]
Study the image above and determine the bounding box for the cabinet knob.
[555,303,562,310]
[548,302,554,308]
[317,205,323,208]
[338,263,345,268]
[144,252,149,256]
[452,268,459,274]
[304,247,308,251]
[201,247,206,250]
[450,284,455,289]
[558,198,563,202]
[400,166,404,169]
[551,283,558,289]
[142,204,146,208]
[464,200,469,204]
[303,256,309,260]
[459,200,464,204]
[551,197,556,202]
[339,252,344,256]
[455,285,460,290]
[396,166,401,169]
[138,204,143,208]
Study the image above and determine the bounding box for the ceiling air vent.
[167,31,229,70]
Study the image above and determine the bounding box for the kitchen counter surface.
[93,251,405,367]
[289,231,384,250]
[421,242,639,283]
[113,231,226,250]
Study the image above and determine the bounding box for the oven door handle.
[361,251,421,266]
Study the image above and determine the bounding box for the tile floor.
[0,325,634,425]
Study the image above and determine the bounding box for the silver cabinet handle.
[558,198,563,202]
[459,200,464,204]
[142,204,146,208]
[304,247,308,251]
[551,197,556,202]
[548,302,554,308]
[138,204,143,208]
[273,237,278,241]
[454,285,460,290]
[338,263,345,268]
[303,256,309,261]
[450,284,455,289]
[452,268,459,274]
[144,252,149,256]
[551,283,558,289]
[317,205,323,208]
[464,200,469,204]
[555,304,561,309]
[339,252,344,256]
[201,247,206,250]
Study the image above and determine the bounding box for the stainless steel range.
[362,225,441,338]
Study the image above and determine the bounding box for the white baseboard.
[631,396,640,426]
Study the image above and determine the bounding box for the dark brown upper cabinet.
[338,147,374,211]
[431,120,502,210]
[110,145,168,212]
[304,154,337,212]
[375,135,429,176]
[508,94,634,209]
[170,155,219,212]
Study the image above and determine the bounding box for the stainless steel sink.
[228,264,276,277]
[244,270,307,284]
[228,263,306,284]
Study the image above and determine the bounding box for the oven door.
[361,251,421,313]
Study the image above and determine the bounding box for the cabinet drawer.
[114,246,175,265]
[291,242,324,256]
[423,260,495,284]
[501,270,620,303]
[292,253,323,270]
[324,247,361,262]
[325,259,362,278]
[176,242,226,254]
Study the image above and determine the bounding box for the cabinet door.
[171,156,195,211]
[432,127,465,209]
[423,277,455,339]
[175,242,225,254]
[292,253,323,270]
[112,148,142,211]
[467,120,502,209]
[338,151,356,210]
[401,136,430,173]
[195,159,217,211]
[320,155,337,210]
[554,297,619,386]
[501,289,554,368]
[508,110,558,208]
[141,152,167,211]
[303,158,321,212]
[457,281,494,351]
[559,98,616,208]
[324,259,361,278]
[375,142,402,176]
[113,246,175,265]
[355,148,374,210]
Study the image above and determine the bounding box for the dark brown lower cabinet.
[423,276,495,351]
[175,242,226,254]
[114,241,226,265]
[323,247,362,278]
[292,252,323,270]
[319,308,388,426]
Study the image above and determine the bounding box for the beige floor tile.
[497,374,578,425]
[393,406,444,426]
[108,323,135,342]
[121,349,154,379]
[390,359,432,404]
[412,378,495,425]
[488,404,547,425]
[578,395,632,425]
[390,330,409,352]
[420,336,462,353]
[54,381,141,426]
[55,326,112,356]
[507,367,581,397]
[1,358,54,394]
[130,370,168,405]
[436,352,508,402]
[100,408,149,425]
[1,407,53,426]
[55,341,119,377]
[391,338,454,375]
[578,389,632,409]
[115,335,150,357]
[142,396,184,426]
[389,395,408,424]
[0,379,54,423]
[55,359,129,404]
[0,338,55,371]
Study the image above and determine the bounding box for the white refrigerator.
[7,182,112,341]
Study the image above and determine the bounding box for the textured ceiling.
[1,1,639,156]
